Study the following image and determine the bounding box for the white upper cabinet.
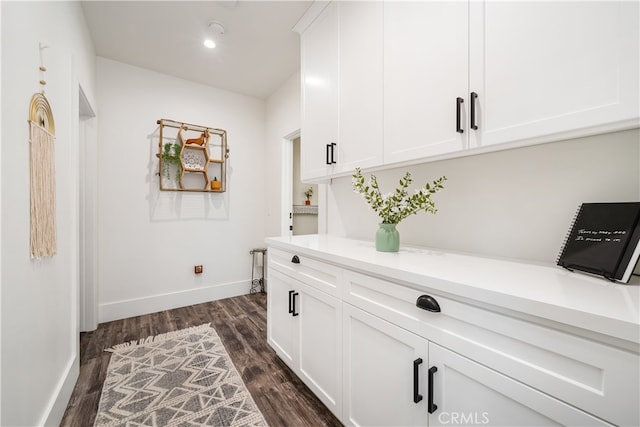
[335,1,383,175]
[469,1,640,149]
[298,1,383,182]
[383,1,469,165]
[299,2,339,182]
[296,1,639,181]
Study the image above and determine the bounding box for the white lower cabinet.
[341,303,609,427]
[266,241,637,426]
[297,284,342,418]
[267,269,297,367]
[266,268,342,419]
[427,343,610,427]
[343,303,428,427]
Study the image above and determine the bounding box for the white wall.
[1,1,96,425]
[0,3,4,422]
[327,129,640,263]
[265,71,301,237]
[96,58,266,321]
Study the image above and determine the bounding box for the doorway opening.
[79,85,97,332]
[291,137,318,235]
[280,132,319,236]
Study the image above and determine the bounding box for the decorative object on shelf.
[557,202,640,283]
[156,119,229,192]
[210,177,221,191]
[161,142,182,181]
[185,129,209,146]
[304,187,313,205]
[177,126,210,188]
[183,150,204,170]
[28,43,57,258]
[352,167,446,252]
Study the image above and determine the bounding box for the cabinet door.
[428,343,612,427]
[469,1,639,149]
[298,283,342,419]
[300,1,339,182]
[383,1,469,165]
[266,269,297,368]
[335,1,383,174]
[343,303,428,427]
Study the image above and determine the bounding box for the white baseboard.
[41,354,79,427]
[98,280,251,323]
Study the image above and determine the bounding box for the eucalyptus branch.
[352,167,446,224]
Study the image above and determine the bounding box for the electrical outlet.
[194,265,203,274]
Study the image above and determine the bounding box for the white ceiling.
[81,1,312,100]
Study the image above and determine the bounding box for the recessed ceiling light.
[203,21,224,49]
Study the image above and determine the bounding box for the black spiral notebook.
[557,202,640,283]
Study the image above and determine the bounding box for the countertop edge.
[266,235,640,346]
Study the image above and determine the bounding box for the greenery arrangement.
[161,142,182,181]
[304,187,313,201]
[352,167,446,225]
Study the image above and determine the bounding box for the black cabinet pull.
[470,92,478,130]
[428,366,438,414]
[325,143,336,165]
[413,358,424,403]
[292,292,299,316]
[291,255,300,264]
[456,97,464,133]
[288,290,295,314]
[416,295,441,313]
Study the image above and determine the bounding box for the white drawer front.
[343,269,639,426]
[268,248,342,297]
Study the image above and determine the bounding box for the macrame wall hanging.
[28,43,56,258]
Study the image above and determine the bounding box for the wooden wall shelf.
[157,118,229,192]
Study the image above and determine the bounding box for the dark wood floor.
[61,293,342,427]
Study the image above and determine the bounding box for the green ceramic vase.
[376,223,400,252]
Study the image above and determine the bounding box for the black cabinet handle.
[288,290,295,314]
[456,97,464,133]
[428,366,438,414]
[291,255,300,264]
[470,92,478,130]
[416,295,441,313]
[325,143,336,165]
[292,292,299,316]
[413,358,424,403]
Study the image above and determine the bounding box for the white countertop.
[266,234,640,345]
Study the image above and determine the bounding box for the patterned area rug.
[95,323,267,427]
